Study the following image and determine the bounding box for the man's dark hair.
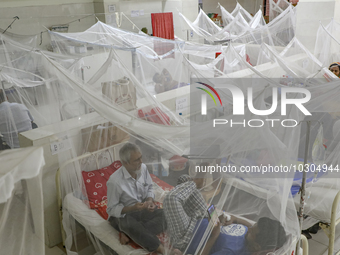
[177,174,192,185]
[256,217,287,251]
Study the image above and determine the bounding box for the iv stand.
[296,120,311,255]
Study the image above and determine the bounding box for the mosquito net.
[314,19,340,68]
[46,45,301,254]
[0,31,90,149]
[192,9,222,36]
[255,37,336,84]
[230,2,253,24]
[1,5,340,255]
[219,3,235,27]
[269,0,291,22]
[37,21,312,255]
[0,146,45,255]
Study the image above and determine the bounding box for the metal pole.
[296,121,311,255]
[1,81,5,99]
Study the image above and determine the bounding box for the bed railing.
[55,141,128,246]
[320,190,340,255]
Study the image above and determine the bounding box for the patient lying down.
[185,216,287,255]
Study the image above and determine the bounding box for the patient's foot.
[119,232,130,245]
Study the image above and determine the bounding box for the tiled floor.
[308,223,340,255]
[46,229,340,255]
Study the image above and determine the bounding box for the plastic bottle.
[223,211,231,221]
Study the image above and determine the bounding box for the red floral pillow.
[82,160,122,204]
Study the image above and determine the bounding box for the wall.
[295,0,340,52]
[163,0,198,41]
[96,0,198,40]
[0,0,96,50]
[119,0,163,33]
[0,0,200,51]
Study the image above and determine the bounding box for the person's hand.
[219,214,227,225]
[144,200,156,212]
[211,221,221,240]
[133,202,145,211]
[223,215,237,226]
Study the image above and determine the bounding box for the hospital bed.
[56,141,173,255]
[55,142,309,255]
[225,173,340,255]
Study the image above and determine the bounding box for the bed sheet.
[64,192,138,255]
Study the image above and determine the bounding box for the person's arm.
[144,168,156,211]
[28,110,34,122]
[121,202,145,214]
[21,104,34,122]
[106,179,125,218]
[107,179,146,217]
[224,215,253,228]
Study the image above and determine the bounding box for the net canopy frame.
[0,4,340,255]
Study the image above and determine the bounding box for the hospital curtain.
[151,12,174,40]
[151,12,175,58]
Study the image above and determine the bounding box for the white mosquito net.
[219,3,235,27]
[314,19,340,68]
[230,2,253,24]
[41,21,303,255]
[1,5,340,255]
[192,9,222,36]
[0,146,45,255]
[269,0,291,22]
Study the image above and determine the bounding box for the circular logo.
[221,224,246,237]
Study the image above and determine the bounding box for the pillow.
[82,160,122,204]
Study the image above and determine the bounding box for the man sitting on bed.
[106,142,167,254]
[164,174,287,255]
[163,174,208,253]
